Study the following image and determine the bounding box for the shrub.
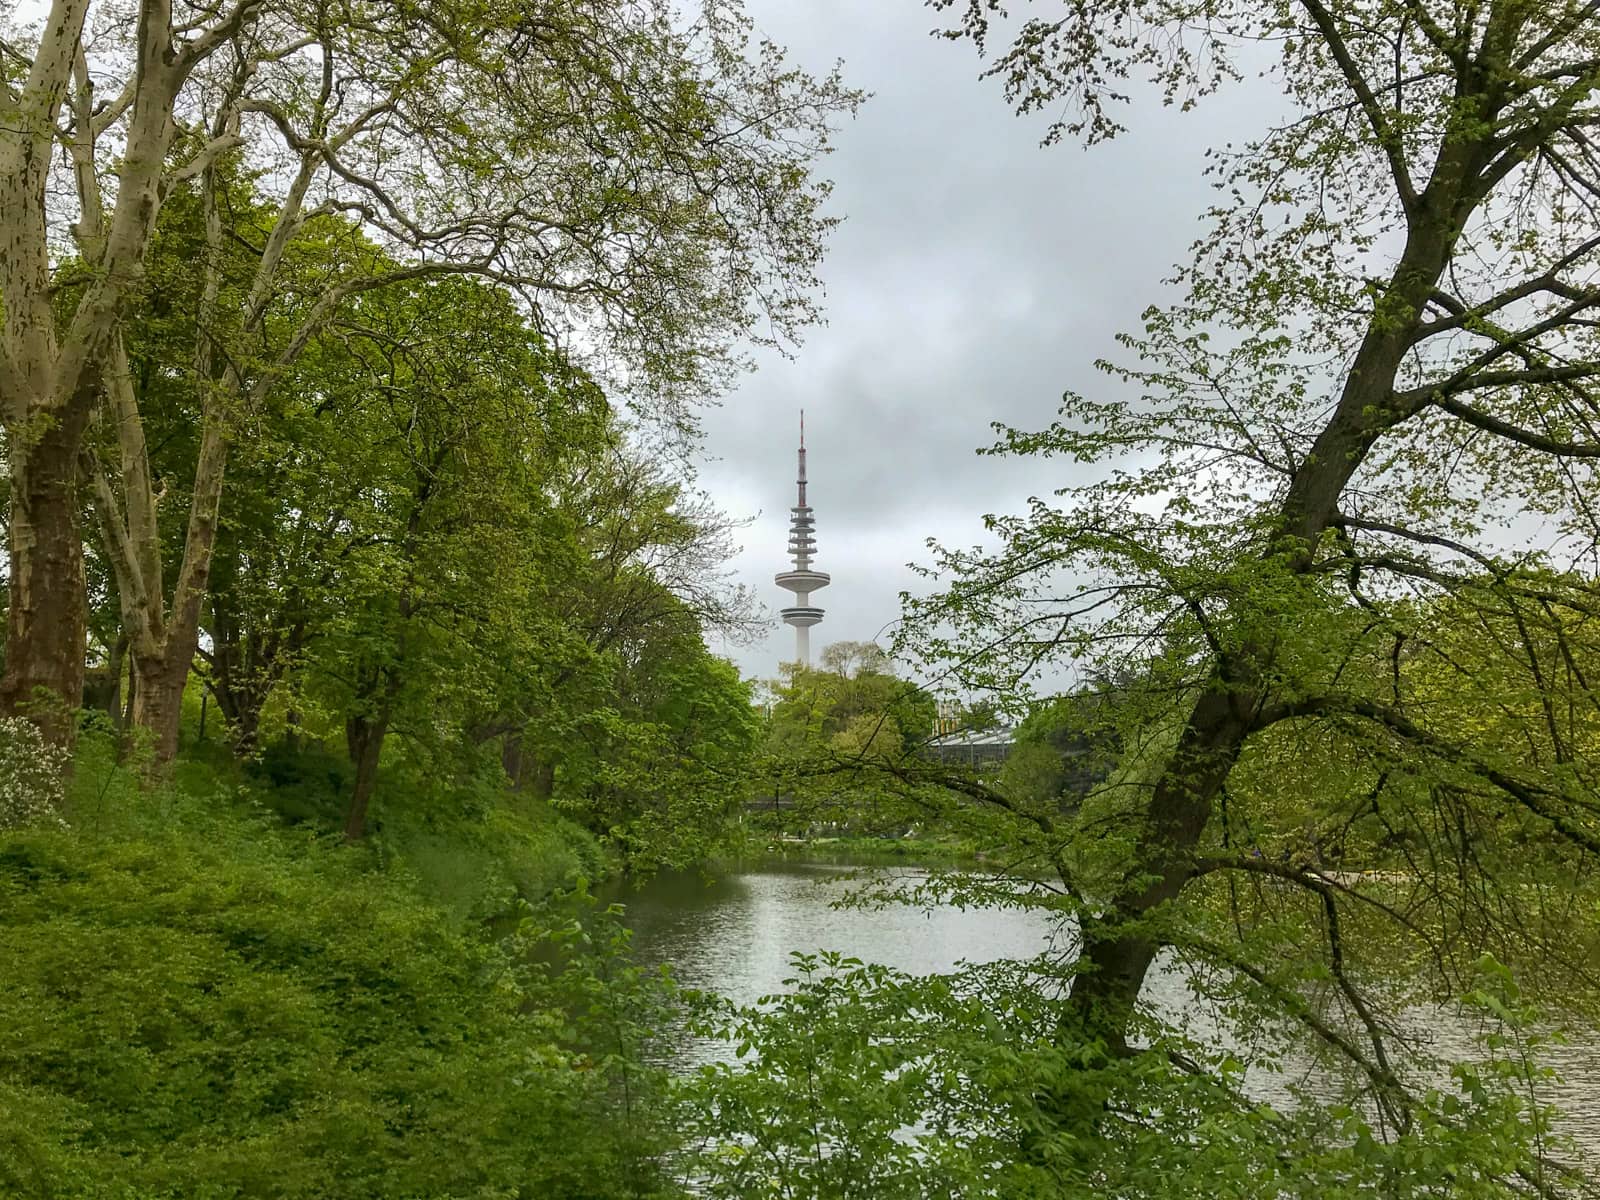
[0,799,674,1198]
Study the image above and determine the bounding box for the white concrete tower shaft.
[774,411,829,667]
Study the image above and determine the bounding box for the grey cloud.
[702,2,1258,680]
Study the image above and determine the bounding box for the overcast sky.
[702,2,1261,682]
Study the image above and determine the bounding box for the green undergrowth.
[0,733,674,1199]
[72,727,609,928]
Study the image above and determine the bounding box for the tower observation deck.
[774,412,829,667]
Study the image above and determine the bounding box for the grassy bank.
[0,730,673,1200]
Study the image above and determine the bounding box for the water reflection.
[611,859,1600,1154]
[615,861,1061,1015]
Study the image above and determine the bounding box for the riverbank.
[0,731,667,1199]
[624,857,1600,1194]
[734,830,983,865]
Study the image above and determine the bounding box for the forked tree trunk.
[130,641,198,763]
[0,404,92,745]
[91,356,230,765]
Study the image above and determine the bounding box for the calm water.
[611,858,1600,1155]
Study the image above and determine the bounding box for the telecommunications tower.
[774,412,829,666]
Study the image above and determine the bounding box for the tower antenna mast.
[775,411,828,667]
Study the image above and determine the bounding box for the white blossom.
[0,717,70,831]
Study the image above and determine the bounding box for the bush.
[0,790,674,1198]
[245,739,353,827]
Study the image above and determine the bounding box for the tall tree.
[907,0,1600,1130]
[490,437,760,796]
[0,0,857,747]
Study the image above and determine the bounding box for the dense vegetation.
[688,1,1600,1196]
[7,0,1600,1196]
[0,2,843,1194]
[1,723,676,1199]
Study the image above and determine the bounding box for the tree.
[769,646,937,753]
[818,639,892,679]
[997,688,1119,813]
[895,0,1600,1161]
[481,426,760,804]
[267,275,593,839]
[0,0,857,747]
[549,612,761,871]
[760,645,940,834]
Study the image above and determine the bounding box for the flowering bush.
[0,716,69,830]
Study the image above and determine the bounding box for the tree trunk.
[227,692,264,756]
[90,353,230,765]
[0,404,92,745]
[130,638,198,763]
[501,729,525,787]
[530,759,555,801]
[1058,149,1492,1048]
[208,571,303,756]
[344,711,390,841]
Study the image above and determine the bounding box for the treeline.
[0,0,857,859]
[74,192,760,858]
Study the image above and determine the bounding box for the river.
[610,856,1600,1158]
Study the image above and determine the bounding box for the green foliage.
[677,950,1577,1199]
[184,234,762,853]
[375,765,607,927]
[245,741,353,827]
[846,3,1600,1185]
[552,641,761,872]
[755,645,942,839]
[0,750,674,1199]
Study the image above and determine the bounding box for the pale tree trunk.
[132,407,229,761]
[131,654,192,762]
[0,0,198,742]
[89,339,230,763]
[88,129,319,763]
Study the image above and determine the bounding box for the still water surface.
[611,858,1600,1155]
